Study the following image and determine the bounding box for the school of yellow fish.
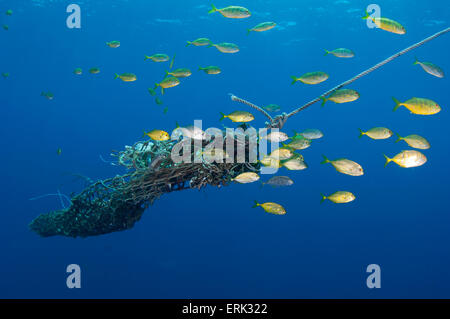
[14,4,443,216]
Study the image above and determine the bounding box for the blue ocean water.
[0,0,449,298]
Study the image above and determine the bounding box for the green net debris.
[29,132,260,238]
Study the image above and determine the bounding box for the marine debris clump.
[29,133,260,238]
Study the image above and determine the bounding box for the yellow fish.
[252,201,286,215]
[358,127,393,140]
[260,155,282,168]
[393,97,441,115]
[143,129,170,141]
[269,147,294,161]
[395,134,430,150]
[282,155,307,170]
[231,172,260,184]
[219,111,254,123]
[208,4,251,19]
[291,71,329,85]
[321,155,364,176]
[155,76,180,95]
[321,191,355,204]
[166,68,191,78]
[114,73,137,82]
[362,11,406,34]
[384,150,427,168]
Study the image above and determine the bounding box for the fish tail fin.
[40,91,45,96]
[198,66,204,71]
[395,133,403,143]
[358,128,365,138]
[208,4,217,14]
[186,41,191,47]
[320,194,327,203]
[320,96,327,107]
[383,154,392,167]
[175,121,180,128]
[247,29,252,35]
[291,76,298,85]
[392,97,402,112]
[142,130,147,137]
[413,56,419,65]
[114,73,119,79]
[219,112,226,121]
[320,155,330,164]
[362,10,370,20]
[324,50,330,56]
[252,200,259,208]
[144,55,150,60]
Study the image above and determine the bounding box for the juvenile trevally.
[283,137,311,150]
[282,155,308,171]
[325,48,354,58]
[321,155,364,176]
[396,134,430,150]
[232,172,260,184]
[155,97,163,105]
[263,104,281,112]
[6,9,12,16]
[73,68,82,75]
[208,4,251,19]
[143,129,170,141]
[262,176,293,187]
[115,73,137,82]
[2,72,10,78]
[291,71,329,85]
[148,87,156,96]
[145,53,170,62]
[362,11,406,35]
[200,148,230,162]
[252,201,286,215]
[262,131,289,143]
[219,111,254,123]
[358,127,393,140]
[384,150,427,168]
[247,22,276,34]
[260,155,282,168]
[321,89,360,106]
[166,68,191,78]
[212,42,240,53]
[89,67,100,74]
[106,41,120,48]
[199,66,221,74]
[296,129,323,140]
[186,38,212,46]
[155,76,180,94]
[392,97,441,115]
[321,191,355,204]
[269,147,294,161]
[413,58,444,78]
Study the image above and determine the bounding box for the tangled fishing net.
[29,130,260,237]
